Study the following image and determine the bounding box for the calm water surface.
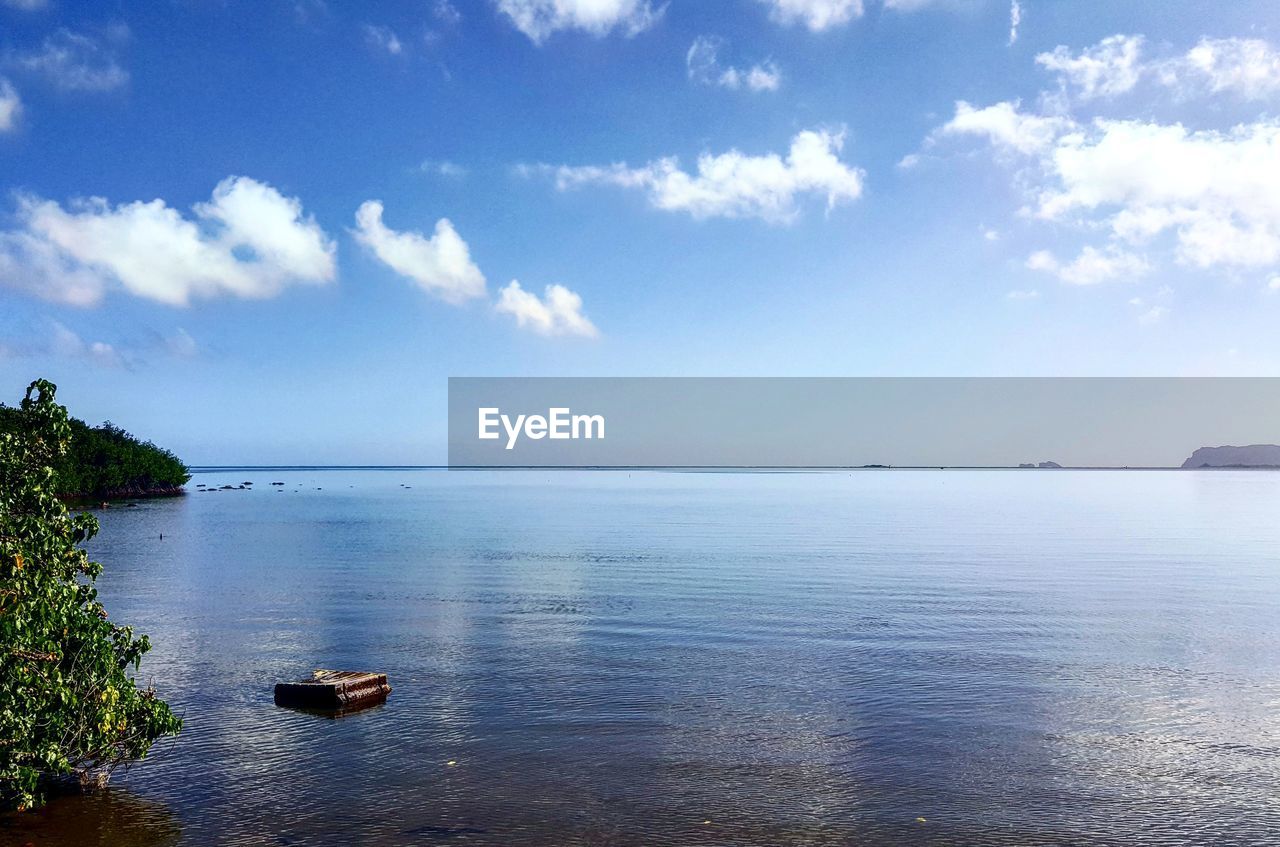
[4,470,1280,846]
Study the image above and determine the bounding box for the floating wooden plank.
[274,669,391,711]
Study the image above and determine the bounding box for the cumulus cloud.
[495,281,597,338]
[1037,119,1280,269]
[546,129,863,223]
[1037,34,1145,101]
[0,78,20,132]
[1173,37,1280,99]
[363,24,404,55]
[920,34,1280,285]
[1038,34,1280,103]
[0,177,336,307]
[1008,0,1021,46]
[13,28,129,92]
[760,0,861,30]
[935,100,1070,155]
[494,0,661,44]
[1026,247,1149,285]
[687,36,780,92]
[353,200,486,304]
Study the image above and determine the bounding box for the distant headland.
[0,389,190,499]
[1180,445,1280,469]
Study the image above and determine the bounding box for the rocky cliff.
[1181,445,1280,468]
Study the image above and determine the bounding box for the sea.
[4,468,1279,846]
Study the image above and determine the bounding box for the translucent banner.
[447,377,1280,469]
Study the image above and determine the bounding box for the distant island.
[1181,445,1280,469]
[1018,461,1062,469]
[0,399,189,499]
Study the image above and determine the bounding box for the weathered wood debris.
[274,670,391,711]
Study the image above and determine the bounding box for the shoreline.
[61,486,187,506]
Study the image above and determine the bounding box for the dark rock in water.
[1018,463,1036,469]
[243,481,253,485]
[1037,461,1063,469]
[221,485,235,490]
[1181,444,1280,469]
[274,670,391,712]
[271,481,285,485]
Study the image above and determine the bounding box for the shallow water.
[5,469,1280,846]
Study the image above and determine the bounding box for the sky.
[1,0,1278,463]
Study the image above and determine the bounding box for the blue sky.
[1,0,1278,463]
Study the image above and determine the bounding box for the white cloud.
[1037,119,1280,269]
[495,280,598,337]
[1037,34,1280,103]
[1006,288,1039,300]
[686,36,780,92]
[14,28,128,92]
[1,0,48,9]
[363,24,404,55]
[760,0,861,31]
[433,0,462,24]
[0,78,20,132]
[0,177,336,307]
[1008,0,1021,46]
[353,200,486,303]
[922,34,1280,280]
[1026,246,1149,285]
[548,129,864,223]
[494,0,661,44]
[51,321,123,367]
[166,327,199,358]
[882,0,942,10]
[1036,34,1145,101]
[936,100,1071,155]
[292,0,330,24]
[1267,276,1280,292]
[1175,37,1280,100]
[418,159,467,178]
[8,321,198,368]
[1136,304,1168,325]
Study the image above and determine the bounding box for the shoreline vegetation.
[0,400,189,501]
[1,380,181,812]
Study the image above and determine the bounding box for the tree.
[0,405,190,499]
[0,379,181,811]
